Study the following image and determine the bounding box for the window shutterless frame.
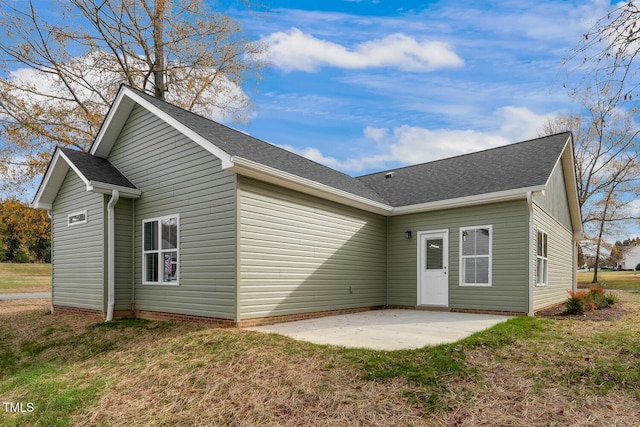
[142,214,180,285]
[67,210,87,226]
[536,229,548,286]
[459,225,492,286]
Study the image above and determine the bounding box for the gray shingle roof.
[60,147,137,189]
[356,132,571,207]
[118,87,570,209]
[129,87,387,204]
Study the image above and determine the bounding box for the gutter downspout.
[526,191,534,316]
[106,190,120,322]
[131,201,135,314]
[47,210,53,315]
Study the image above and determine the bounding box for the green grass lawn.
[1,293,639,426]
[0,263,51,294]
[577,269,640,289]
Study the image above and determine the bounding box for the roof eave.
[390,185,546,216]
[227,156,392,215]
[228,156,550,217]
[560,134,583,234]
[87,181,141,198]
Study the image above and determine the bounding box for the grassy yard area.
[0,263,51,294]
[1,293,639,426]
[577,269,640,290]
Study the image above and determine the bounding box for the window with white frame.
[536,230,548,286]
[143,215,179,285]
[67,210,87,226]
[460,226,492,286]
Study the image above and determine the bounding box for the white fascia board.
[31,150,72,209]
[228,156,392,215]
[574,231,589,241]
[87,181,142,198]
[390,185,546,216]
[561,137,583,234]
[90,89,136,158]
[90,87,233,168]
[229,156,546,217]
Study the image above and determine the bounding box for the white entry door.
[418,230,449,306]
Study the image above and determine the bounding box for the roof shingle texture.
[60,147,137,189]
[356,133,570,207]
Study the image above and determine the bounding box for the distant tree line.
[0,199,50,263]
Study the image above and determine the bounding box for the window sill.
[142,282,180,286]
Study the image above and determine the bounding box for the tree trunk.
[592,188,614,283]
[152,0,166,99]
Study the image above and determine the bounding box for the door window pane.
[426,238,443,270]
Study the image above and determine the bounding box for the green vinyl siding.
[238,177,387,320]
[114,198,133,311]
[388,200,530,313]
[533,161,573,230]
[52,170,105,311]
[107,104,237,319]
[532,203,574,310]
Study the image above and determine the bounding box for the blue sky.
[225,0,609,175]
[4,0,638,239]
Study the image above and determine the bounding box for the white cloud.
[276,144,391,171]
[362,126,389,142]
[262,28,463,72]
[494,106,556,142]
[278,106,553,173]
[625,199,640,219]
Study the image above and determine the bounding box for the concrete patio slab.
[247,309,513,351]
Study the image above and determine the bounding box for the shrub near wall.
[565,287,618,315]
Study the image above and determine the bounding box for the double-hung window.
[143,215,179,285]
[460,226,492,286]
[536,230,548,286]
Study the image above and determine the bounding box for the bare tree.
[565,1,640,103]
[0,0,268,194]
[541,90,639,282]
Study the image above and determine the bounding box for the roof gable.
[90,86,387,205]
[32,147,140,210]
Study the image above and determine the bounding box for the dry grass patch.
[433,291,640,426]
[83,330,428,426]
[2,294,640,426]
